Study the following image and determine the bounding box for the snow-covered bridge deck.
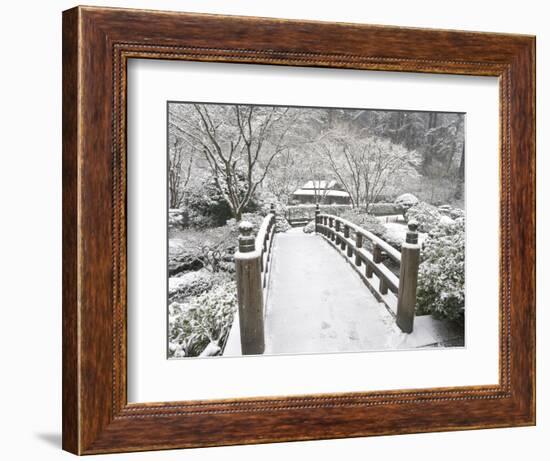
[264,230,399,354]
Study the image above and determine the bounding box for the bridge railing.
[286,204,353,227]
[316,208,420,333]
[233,204,276,355]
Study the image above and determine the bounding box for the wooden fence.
[315,207,421,333]
[234,205,276,354]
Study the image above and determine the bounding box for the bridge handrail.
[255,213,275,253]
[318,213,401,264]
[315,208,421,334]
[233,204,277,355]
[256,213,276,291]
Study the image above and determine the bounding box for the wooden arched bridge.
[224,204,456,356]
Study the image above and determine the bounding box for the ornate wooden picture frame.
[62,5,535,455]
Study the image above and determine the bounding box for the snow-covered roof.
[300,180,337,190]
[292,189,350,198]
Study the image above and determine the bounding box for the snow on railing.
[286,204,352,227]
[233,204,276,355]
[255,209,276,291]
[316,205,420,333]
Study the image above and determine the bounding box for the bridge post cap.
[238,221,256,252]
[270,203,275,211]
[406,220,419,244]
[239,221,255,235]
[315,203,320,210]
[407,220,419,232]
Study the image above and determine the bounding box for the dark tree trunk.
[422,112,439,175]
[454,141,466,199]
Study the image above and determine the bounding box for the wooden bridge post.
[266,203,275,265]
[340,224,347,251]
[396,221,421,333]
[235,221,265,355]
[379,278,388,295]
[345,225,353,257]
[335,220,340,245]
[373,244,383,264]
[367,243,384,279]
[329,217,335,241]
[365,263,374,278]
[355,233,363,266]
[314,204,320,234]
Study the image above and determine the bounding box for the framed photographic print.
[62,5,535,455]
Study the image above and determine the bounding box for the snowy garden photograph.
[167,102,465,359]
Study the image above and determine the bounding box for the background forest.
[167,103,465,358]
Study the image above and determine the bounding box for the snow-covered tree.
[169,104,299,220]
[168,136,194,209]
[316,124,421,211]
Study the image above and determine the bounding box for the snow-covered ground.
[383,221,428,246]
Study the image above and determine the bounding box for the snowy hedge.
[168,280,238,358]
[303,220,316,234]
[439,204,465,220]
[394,193,419,215]
[416,218,465,322]
[405,201,442,233]
[168,269,229,303]
[168,208,188,230]
[339,209,387,239]
[368,202,399,216]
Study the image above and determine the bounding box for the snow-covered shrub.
[449,207,465,220]
[255,196,292,233]
[169,239,206,275]
[186,174,259,228]
[257,191,288,217]
[274,216,291,233]
[380,227,405,251]
[368,202,399,216]
[394,193,419,215]
[416,218,465,322]
[438,204,465,220]
[405,202,442,233]
[169,225,238,276]
[168,280,238,358]
[338,209,387,238]
[303,220,315,234]
[168,208,188,230]
[439,215,455,227]
[168,269,230,303]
